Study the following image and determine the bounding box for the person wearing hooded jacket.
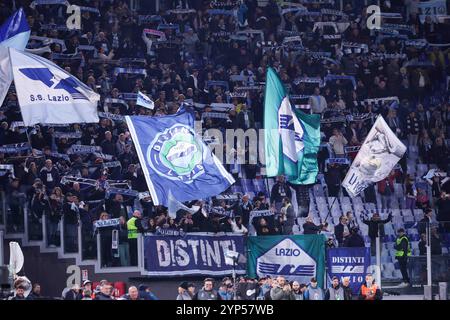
[177,282,195,300]
[138,284,158,300]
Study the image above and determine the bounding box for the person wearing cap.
[304,277,324,300]
[325,276,345,300]
[177,282,194,300]
[358,274,382,300]
[193,278,221,300]
[394,228,411,287]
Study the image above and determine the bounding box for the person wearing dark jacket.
[325,276,345,300]
[362,212,392,256]
[39,159,60,191]
[193,278,221,300]
[64,285,81,300]
[94,283,114,300]
[342,277,353,300]
[303,216,322,234]
[344,227,366,247]
[418,208,432,235]
[11,286,27,300]
[26,284,42,300]
[270,176,292,212]
[62,193,80,253]
[334,216,350,246]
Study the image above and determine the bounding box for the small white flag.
[136,91,154,110]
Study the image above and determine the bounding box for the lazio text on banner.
[342,116,406,197]
[247,235,326,288]
[143,234,245,276]
[6,47,100,126]
[125,108,235,206]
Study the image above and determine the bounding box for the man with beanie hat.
[304,278,324,300]
[177,281,194,300]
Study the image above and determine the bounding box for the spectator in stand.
[405,177,418,213]
[406,111,420,150]
[270,276,295,300]
[138,285,158,300]
[64,284,81,300]
[122,286,141,301]
[62,193,80,253]
[237,194,253,227]
[329,128,348,158]
[270,175,292,212]
[94,282,114,300]
[361,212,392,256]
[334,215,351,247]
[431,226,443,255]
[229,216,248,235]
[342,277,353,300]
[308,87,327,115]
[177,282,195,301]
[97,212,114,267]
[344,227,365,248]
[419,233,427,256]
[377,170,396,210]
[39,159,59,192]
[325,276,345,300]
[280,197,295,235]
[304,278,324,301]
[291,281,305,300]
[303,216,322,235]
[193,278,221,300]
[26,283,41,300]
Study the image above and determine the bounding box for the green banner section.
[247,235,326,288]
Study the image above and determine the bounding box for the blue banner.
[327,247,371,294]
[125,108,235,206]
[144,234,246,276]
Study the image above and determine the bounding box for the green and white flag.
[264,67,321,184]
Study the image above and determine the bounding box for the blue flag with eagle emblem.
[125,109,235,206]
[264,67,321,184]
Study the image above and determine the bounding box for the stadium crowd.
[5,273,381,300]
[0,0,449,289]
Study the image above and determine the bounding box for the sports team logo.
[278,97,304,162]
[256,238,316,283]
[146,124,205,183]
[18,67,89,100]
